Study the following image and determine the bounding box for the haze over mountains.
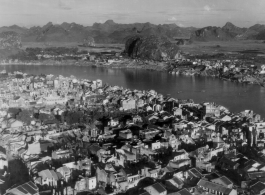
[1,20,265,44]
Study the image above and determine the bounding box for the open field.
[21,40,265,55]
[22,42,124,52]
[179,40,265,55]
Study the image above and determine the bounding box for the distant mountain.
[248,24,265,40]
[222,22,247,37]
[0,25,27,34]
[0,20,197,44]
[249,24,265,33]
[190,22,265,41]
[1,21,265,43]
[191,26,234,41]
[256,30,265,40]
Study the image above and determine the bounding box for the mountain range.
[1,20,265,44]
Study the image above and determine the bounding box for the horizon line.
[1,20,264,29]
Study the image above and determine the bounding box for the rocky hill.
[125,35,179,61]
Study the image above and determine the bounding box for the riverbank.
[2,64,265,116]
[1,57,265,87]
[0,58,169,71]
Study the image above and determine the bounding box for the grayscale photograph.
[0,0,264,195]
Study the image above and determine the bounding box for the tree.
[39,113,56,123]
[7,107,21,118]
[16,109,32,125]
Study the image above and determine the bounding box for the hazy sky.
[1,0,265,28]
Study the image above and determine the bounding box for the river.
[2,65,265,117]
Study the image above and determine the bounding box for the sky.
[1,0,265,28]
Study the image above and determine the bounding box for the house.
[173,188,192,195]
[121,99,136,110]
[202,103,220,118]
[173,108,182,118]
[127,173,141,188]
[109,118,119,127]
[212,135,225,148]
[168,149,191,169]
[142,167,161,179]
[63,158,91,175]
[185,168,203,181]
[249,181,265,195]
[57,166,71,182]
[43,95,67,105]
[165,177,184,190]
[0,151,8,170]
[1,118,23,130]
[115,148,137,166]
[52,149,71,160]
[119,129,132,139]
[96,166,108,186]
[211,176,233,189]
[5,181,39,195]
[140,129,160,139]
[133,115,142,123]
[164,131,180,149]
[28,140,53,155]
[144,182,167,195]
[74,176,97,191]
[37,169,62,187]
[160,166,175,180]
[197,179,237,195]
[218,156,239,171]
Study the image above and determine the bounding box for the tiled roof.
[172,188,192,195]
[152,182,166,193]
[250,181,265,194]
[217,176,233,185]
[6,181,38,195]
[38,169,59,180]
[197,179,232,194]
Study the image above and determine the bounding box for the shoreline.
[0,59,264,87]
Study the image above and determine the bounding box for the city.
[0,70,264,195]
[1,0,265,195]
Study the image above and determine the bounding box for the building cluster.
[0,50,123,66]
[170,58,265,86]
[1,71,265,195]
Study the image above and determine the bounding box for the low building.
[52,149,71,160]
[43,95,67,105]
[37,169,62,187]
[140,129,160,140]
[0,151,8,170]
[74,176,97,192]
[250,181,265,195]
[197,179,237,195]
[211,176,234,189]
[119,129,132,139]
[5,181,39,195]
[144,182,167,195]
[121,99,136,110]
[57,166,71,182]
